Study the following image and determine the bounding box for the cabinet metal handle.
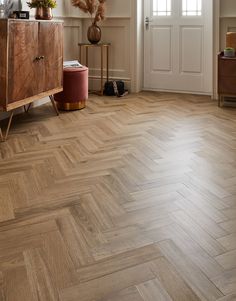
[34,56,45,62]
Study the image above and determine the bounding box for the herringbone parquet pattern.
[0,92,236,301]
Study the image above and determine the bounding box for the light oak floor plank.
[0,92,236,300]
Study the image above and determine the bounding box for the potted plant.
[27,0,56,20]
[71,0,106,44]
[224,47,235,58]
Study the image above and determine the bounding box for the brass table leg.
[101,45,104,95]
[106,45,109,82]
[78,43,111,96]
[49,95,60,116]
[79,45,82,64]
[86,46,88,67]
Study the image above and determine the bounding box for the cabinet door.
[8,21,38,103]
[0,20,8,109]
[218,56,236,94]
[38,22,63,93]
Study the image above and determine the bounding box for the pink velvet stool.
[54,66,88,111]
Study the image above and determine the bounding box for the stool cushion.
[54,66,88,110]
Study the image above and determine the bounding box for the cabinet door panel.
[218,76,236,94]
[218,57,236,77]
[8,21,38,103]
[38,22,63,93]
[0,20,8,109]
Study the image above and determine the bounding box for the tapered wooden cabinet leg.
[0,127,3,142]
[24,103,32,113]
[1,111,14,142]
[218,95,224,108]
[4,111,14,141]
[49,95,60,116]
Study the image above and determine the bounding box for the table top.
[78,43,111,47]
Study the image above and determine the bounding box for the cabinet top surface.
[0,18,64,23]
[219,52,236,60]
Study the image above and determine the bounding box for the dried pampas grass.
[71,0,106,25]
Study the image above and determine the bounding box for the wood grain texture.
[38,22,63,93]
[217,296,236,301]
[0,19,8,109]
[0,19,63,113]
[0,92,236,300]
[148,257,202,301]
[100,286,145,301]
[0,183,15,222]
[60,263,155,301]
[5,87,63,112]
[8,21,38,103]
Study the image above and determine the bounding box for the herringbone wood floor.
[0,92,236,301]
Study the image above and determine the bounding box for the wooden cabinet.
[0,19,63,112]
[7,21,39,103]
[218,52,236,107]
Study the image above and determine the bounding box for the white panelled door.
[144,0,213,94]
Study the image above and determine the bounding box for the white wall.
[219,0,236,49]
[22,0,132,17]
[220,0,236,18]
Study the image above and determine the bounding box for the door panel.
[152,26,172,72]
[38,22,63,93]
[8,21,38,103]
[144,0,213,94]
[180,26,202,73]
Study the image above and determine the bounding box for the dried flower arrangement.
[71,0,106,26]
[27,0,57,8]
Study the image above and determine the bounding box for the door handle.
[145,17,152,30]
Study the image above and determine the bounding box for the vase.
[87,24,101,44]
[35,7,53,20]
